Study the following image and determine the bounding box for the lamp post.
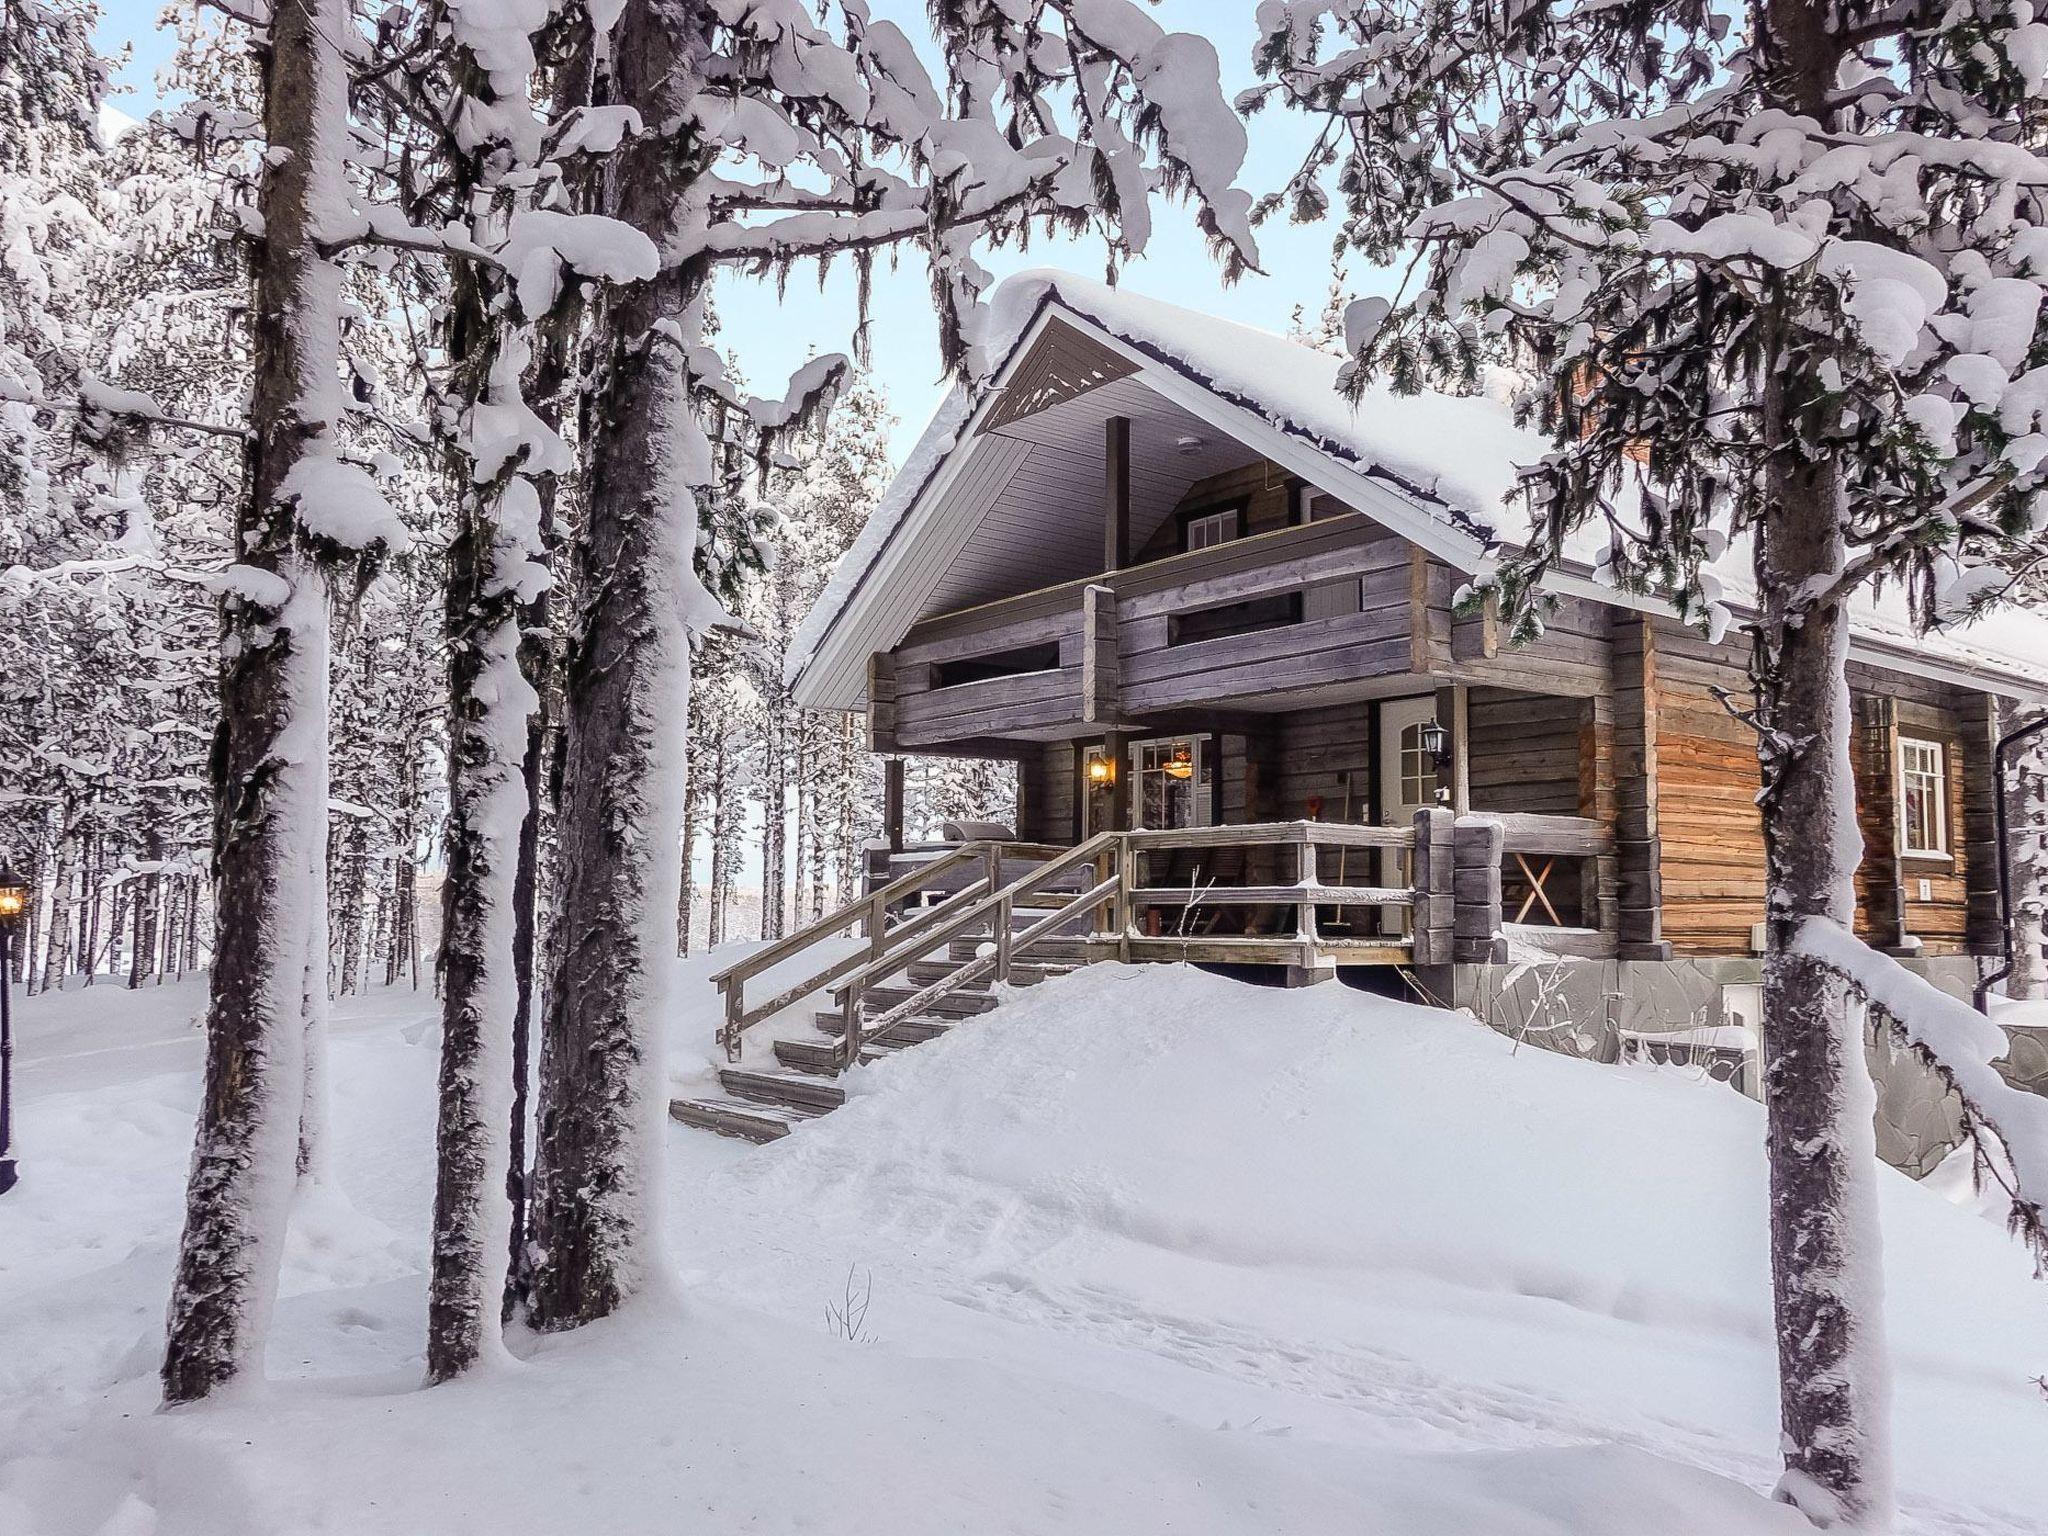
[0,858,26,1195]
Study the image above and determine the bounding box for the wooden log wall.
[1649,620,1769,956]
[1652,630,1993,958]
[1131,460,1295,562]
[1466,688,1581,815]
[1844,661,1980,955]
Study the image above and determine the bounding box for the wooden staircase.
[670,856,1106,1144]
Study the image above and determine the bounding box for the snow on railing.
[1795,917,2048,1267]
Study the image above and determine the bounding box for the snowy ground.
[2,961,2045,1536]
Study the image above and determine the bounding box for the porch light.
[1086,754,1116,786]
[1418,719,1452,779]
[0,863,25,923]
[1164,744,1195,780]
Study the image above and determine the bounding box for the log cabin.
[752,270,2047,1147]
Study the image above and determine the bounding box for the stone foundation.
[1443,953,2045,1179]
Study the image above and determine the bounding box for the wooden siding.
[890,512,1419,739]
[1467,688,1582,816]
[1132,460,1295,562]
[1654,628,1991,957]
[1651,622,1766,956]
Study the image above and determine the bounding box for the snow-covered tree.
[1252,2,2048,1523]
[523,0,1261,1332]
[159,0,412,1404]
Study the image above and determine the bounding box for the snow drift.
[2,963,2045,1535]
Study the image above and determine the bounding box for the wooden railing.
[839,831,1126,1059]
[711,841,1019,1060]
[1117,814,1445,968]
[708,811,1616,1065]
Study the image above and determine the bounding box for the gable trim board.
[789,274,2048,715]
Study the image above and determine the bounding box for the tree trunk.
[506,584,550,1316]
[2000,696,2047,999]
[707,737,731,949]
[41,825,71,993]
[161,0,345,1404]
[428,451,532,1377]
[678,779,700,956]
[524,0,716,1331]
[1755,422,1893,1527]
[761,691,786,941]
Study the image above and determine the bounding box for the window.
[1899,737,1948,857]
[1182,506,1239,552]
[1132,736,1209,829]
[1398,721,1439,807]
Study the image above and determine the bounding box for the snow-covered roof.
[790,268,2048,708]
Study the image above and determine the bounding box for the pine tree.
[523,0,1261,1331]
[1253,3,2048,1523]
[160,0,411,1403]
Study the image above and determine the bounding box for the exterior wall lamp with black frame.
[0,858,28,1195]
[1418,718,1453,807]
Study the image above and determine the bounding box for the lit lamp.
[1163,745,1194,780]
[1418,719,1453,806]
[1085,754,1115,787]
[0,858,24,1196]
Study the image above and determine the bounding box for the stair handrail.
[713,842,994,1059]
[833,829,1127,1063]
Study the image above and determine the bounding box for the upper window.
[1899,737,1949,857]
[1183,506,1240,552]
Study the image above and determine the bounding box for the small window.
[1398,720,1439,807]
[1898,737,1948,857]
[1182,507,1239,552]
[1131,735,1210,829]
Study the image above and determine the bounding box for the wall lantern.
[1418,718,1451,774]
[0,863,27,924]
[1418,718,1453,805]
[1086,754,1115,787]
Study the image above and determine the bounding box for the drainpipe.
[1974,710,2048,1012]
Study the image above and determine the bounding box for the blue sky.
[94,0,1385,459]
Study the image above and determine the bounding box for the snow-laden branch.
[1795,917,2048,1266]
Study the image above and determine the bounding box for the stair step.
[904,958,1073,988]
[719,1066,847,1112]
[669,1096,822,1143]
[947,934,1092,963]
[814,1010,953,1043]
[828,984,997,1020]
[773,1033,924,1075]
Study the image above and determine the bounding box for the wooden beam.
[1104,415,1132,572]
[1433,682,1470,814]
[866,651,898,754]
[883,757,905,854]
[1611,615,1671,959]
[1859,694,1911,952]
[1408,547,1433,675]
[1081,583,1119,722]
[1965,692,2005,956]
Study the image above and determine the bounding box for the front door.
[1377,697,1440,935]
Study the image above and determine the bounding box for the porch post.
[884,757,905,854]
[1104,416,1131,571]
[1433,683,1469,814]
[1612,616,1672,959]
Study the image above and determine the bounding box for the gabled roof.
[789,269,2048,711]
